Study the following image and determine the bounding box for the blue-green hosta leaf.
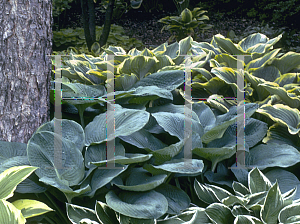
[90,154,152,167]
[191,67,212,80]
[0,199,25,224]
[113,167,167,192]
[234,215,263,224]
[246,143,300,170]
[66,203,99,224]
[202,103,259,144]
[147,140,185,165]
[0,140,27,163]
[238,32,268,52]
[269,51,300,74]
[36,118,85,153]
[248,65,281,82]
[163,42,179,59]
[205,203,235,224]
[152,55,175,72]
[258,83,300,108]
[222,195,249,207]
[262,123,300,151]
[147,103,201,123]
[265,168,300,201]
[205,93,235,113]
[132,70,185,91]
[146,159,204,177]
[230,165,249,189]
[84,104,150,146]
[243,70,272,101]
[194,179,232,204]
[248,168,272,194]
[192,146,236,172]
[191,102,216,128]
[27,131,85,187]
[83,165,128,198]
[105,190,168,219]
[12,199,53,219]
[211,67,245,93]
[118,129,168,151]
[278,202,300,223]
[128,48,142,56]
[0,166,37,200]
[246,48,281,71]
[274,73,298,87]
[107,73,138,91]
[118,55,158,79]
[154,183,190,215]
[256,104,300,135]
[213,34,246,55]
[85,140,125,168]
[214,54,245,69]
[151,112,204,141]
[207,118,268,152]
[260,182,284,224]
[95,201,119,224]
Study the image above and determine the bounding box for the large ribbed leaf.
[105,190,168,219]
[85,104,150,146]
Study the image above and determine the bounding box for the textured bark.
[99,0,115,48]
[0,0,52,143]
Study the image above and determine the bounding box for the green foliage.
[158,7,213,42]
[173,0,190,15]
[52,0,74,18]
[52,24,144,54]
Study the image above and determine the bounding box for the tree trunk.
[99,0,115,48]
[0,0,52,144]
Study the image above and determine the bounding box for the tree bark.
[0,0,52,144]
[99,0,115,48]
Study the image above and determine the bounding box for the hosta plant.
[190,167,300,224]
[0,166,53,223]
[158,7,213,42]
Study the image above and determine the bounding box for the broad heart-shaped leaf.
[279,202,300,223]
[246,142,300,170]
[34,118,85,153]
[269,51,300,74]
[194,179,232,204]
[90,154,152,166]
[213,34,247,55]
[132,70,184,91]
[260,182,284,224]
[238,32,269,51]
[66,203,99,224]
[154,183,191,215]
[82,164,128,198]
[113,167,167,192]
[151,112,204,141]
[84,104,150,146]
[0,199,25,224]
[95,201,119,224]
[27,131,85,187]
[105,190,168,219]
[12,199,53,219]
[248,168,272,194]
[201,103,259,144]
[118,55,158,79]
[245,48,281,71]
[265,168,300,201]
[205,203,235,224]
[0,166,37,200]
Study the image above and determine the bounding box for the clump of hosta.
[193,167,300,224]
[158,7,213,43]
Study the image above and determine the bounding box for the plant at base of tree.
[158,7,213,43]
